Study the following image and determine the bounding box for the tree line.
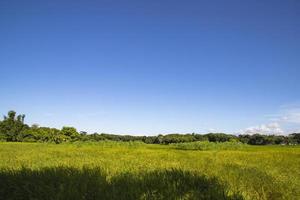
[0,111,299,145]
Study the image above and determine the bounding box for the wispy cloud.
[239,103,300,135]
[278,109,300,124]
[240,122,283,135]
[266,106,300,123]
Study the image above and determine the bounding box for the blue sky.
[1,0,300,135]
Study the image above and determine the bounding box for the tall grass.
[0,142,299,200]
[169,141,248,151]
[0,167,243,200]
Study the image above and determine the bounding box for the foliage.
[0,110,299,145]
[0,111,28,141]
[170,141,248,151]
[0,142,299,200]
[0,167,243,200]
[1,111,299,199]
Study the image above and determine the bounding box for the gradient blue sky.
[1,0,300,135]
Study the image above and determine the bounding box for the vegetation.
[0,111,299,145]
[0,142,299,200]
[0,110,299,199]
[170,141,248,151]
[0,167,242,200]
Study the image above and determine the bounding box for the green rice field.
[0,142,299,200]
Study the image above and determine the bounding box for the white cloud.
[279,111,300,124]
[206,128,218,133]
[240,122,284,135]
[276,104,300,123]
[240,104,300,135]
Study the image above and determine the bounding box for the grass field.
[0,142,299,200]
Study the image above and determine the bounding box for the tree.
[0,110,28,141]
[61,127,79,141]
[206,133,235,142]
[289,133,300,144]
[248,134,267,145]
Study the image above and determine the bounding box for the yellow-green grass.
[0,142,299,200]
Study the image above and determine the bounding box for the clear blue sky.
[1,0,300,135]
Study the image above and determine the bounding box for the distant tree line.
[0,111,299,145]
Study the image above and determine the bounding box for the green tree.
[0,111,28,141]
[61,127,79,141]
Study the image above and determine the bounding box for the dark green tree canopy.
[0,110,299,145]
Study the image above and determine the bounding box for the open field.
[0,142,299,200]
